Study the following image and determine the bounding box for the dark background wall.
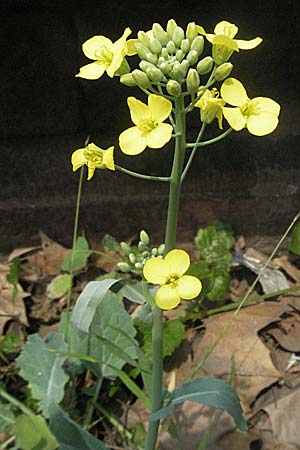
[1,0,299,251]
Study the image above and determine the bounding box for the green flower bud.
[149,37,162,54]
[186,22,198,43]
[117,262,131,272]
[120,73,137,87]
[171,61,185,81]
[176,49,184,62]
[190,36,204,55]
[187,49,198,65]
[161,47,169,58]
[142,250,150,257]
[138,242,146,252]
[137,30,151,47]
[181,38,190,53]
[180,59,190,75]
[172,26,185,47]
[134,262,144,270]
[166,40,176,54]
[135,42,150,60]
[129,253,136,264]
[158,61,170,74]
[186,68,200,94]
[166,19,177,38]
[152,23,169,46]
[214,62,233,81]
[120,241,131,255]
[140,230,150,245]
[166,79,182,96]
[146,66,164,82]
[157,243,165,255]
[139,60,156,73]
[151,247,158,256]
[131,69,151,89]
[146,52,158,65]
[197,56,214,75]
[212,45,233,66]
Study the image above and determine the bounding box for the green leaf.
[71,279,120,332]
[102,234,119,253]
[61,237,93,273]
[207,271,230,301]
[70,291,138,379]
[49,404,109,450]
[14,414,58,450]
[16,333,70,417]
[288,223,300,255]
[0,399,15,433]
[150,377,247,431]
[47,274,72,299]
[1,333,19,354]
[136,319,186,359]
[118,281,146,304]
[6,257,21,301]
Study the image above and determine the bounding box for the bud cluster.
[121,19,232,96]
[117,230,165,274]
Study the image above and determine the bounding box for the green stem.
[0,388,34,416]
[144,95,186,450]
[65,166,84,343]
[115,164,170,182]
[186,128,232,148]
[181,122,206,183]
[83,374,103,429]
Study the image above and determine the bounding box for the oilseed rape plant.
[66,19,280,450]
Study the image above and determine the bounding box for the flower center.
[94,45,113,64]
[84,146,103,166]
[166,274,179,288]
[138,118,159,134]
[241,99,258,117]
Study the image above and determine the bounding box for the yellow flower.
[221,78,280,136]
[197,20,262,52]
[71,143,115,180]
[119,94,173,155]
[76,27,136,80]
[195,88,225,129]
[143,249,202,310]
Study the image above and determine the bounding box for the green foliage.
[193,222,235,301]
[0,399,15,433]
[288,223,300,255]
[61,236,93,273]
[46,274,72,299]
[16,333,70,417]
[150,376,247,431]
[14,414,58,450]
[49,404,109,450]
[135,319,186,359]
[1,333,19,354]
[102,233,120,253]
[6,257,21,301]
[118,280,146,304]
[69,291,138,379]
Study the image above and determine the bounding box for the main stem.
[144,95,186,450]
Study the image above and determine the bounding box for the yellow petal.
[107,28,132,77]
[126,38,138,56]
[247,113,279,136]
[143,258,170,284]
[71,148,86,172]
[119,126,147,155]
[221,78,249,106]
[148,94,172,122]
[155,285,181,310]
[196,25,207,36]
[82,36,113,60]
[235,37,262,50]
[147,123,173,149]
[177,275,202,300]
[76,62,106,80]
[165,249,190,277]
[223,107,246,131]
[214,21,238,38]
[127,97,149,125]
[251,97,281,116]
[212,35,239,51]
[102,146,115,170]
[87,164,96,180]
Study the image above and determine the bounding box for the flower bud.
[120,73,137,87]
[214,62,233,81]
[157,243,165,255]
[139,60,156,73]
[129,253,136,264]
[135,262,144,270]
[166,40,176,54]
[140,230,150,245]
[212,45,233,66]
[152,23,169,46]
[166,79,182,96]
[138,241,146,252]
[181,38,190,53]
[197,56,214,75]
[180,59,190,75]
[161,47,169,58]
[146,66,164,82]
[171,61,185,81]
[145,52,158,65]
[186,22,198,43]
[158,61,170,74]
[137,30,151,47]
[176,49,184,62]
[149,37,162,54]
[117,262,131,272]
[135,42,150,60]
[166,19,177,38]
[187,49,199,65]
[120,241,131,255]
[151,247,158,256]
[131,69,151,89]
[186,68,200,94]
[190,36,204,55]
[172,26,185,47]
[142,250,150,257]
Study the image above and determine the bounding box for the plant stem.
[115,165,170,182]
[186,128,232,148]
[144,95,186,450]
[181,122,206,183]
[84,374,103,429]
[0,388,34,416]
